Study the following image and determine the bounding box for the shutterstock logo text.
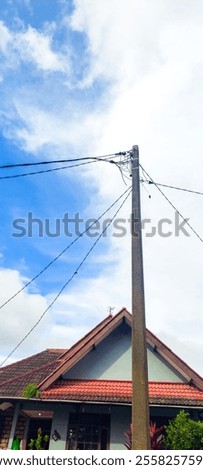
[12,212,190,239]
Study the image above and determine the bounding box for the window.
[67,413,110,450]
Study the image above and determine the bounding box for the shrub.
[164,410,203,450]
[28,428,49,450]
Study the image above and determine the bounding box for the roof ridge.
[149,381,195,385]
[46,348,67,354]
[59,378,132,383]
[51,378,200,387]
[0,349,59,371]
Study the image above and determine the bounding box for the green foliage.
[23,383,40,399]
[164,410,203,450]
[28,428,49,450]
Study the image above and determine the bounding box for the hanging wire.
[140,164,203,244]
[0,151,130,170]
[0,186,132,311]
[142,180,203,197]
[0,187,132,366]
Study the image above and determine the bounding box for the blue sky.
[0,0,108,291]
[1,0,203,376]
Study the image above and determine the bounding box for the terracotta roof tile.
[41,379,203,406]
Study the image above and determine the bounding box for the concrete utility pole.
[131,145,150,449]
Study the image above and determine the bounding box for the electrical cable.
[141,179,203,197]
[0,156,131,180]
[0,152,130,169]
[0,187,132,366]
[0,161,95,180]
[140,165,203,243]
[0,185,132,311]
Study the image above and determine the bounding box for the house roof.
[0,349,66,397]
[0,308,203,402]
[38,308,203,391]
[41,379,203,407]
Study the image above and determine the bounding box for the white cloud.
[0,268,48,361]
[0,21,69,74]
[0,21,11,53]
[69,0,169,86]
[9,98,102,154]
[15,26,67,72]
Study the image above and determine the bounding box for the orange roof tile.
[41,379,203,406]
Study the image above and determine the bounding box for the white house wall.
[49,407,69,451]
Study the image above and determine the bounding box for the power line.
[141,179,203,197]
[0,161,100,180]
[0,156,131,180]
[0,186,132,311]
[140,165,203,243]
[0,152,129,170]
[0,187,132,366]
